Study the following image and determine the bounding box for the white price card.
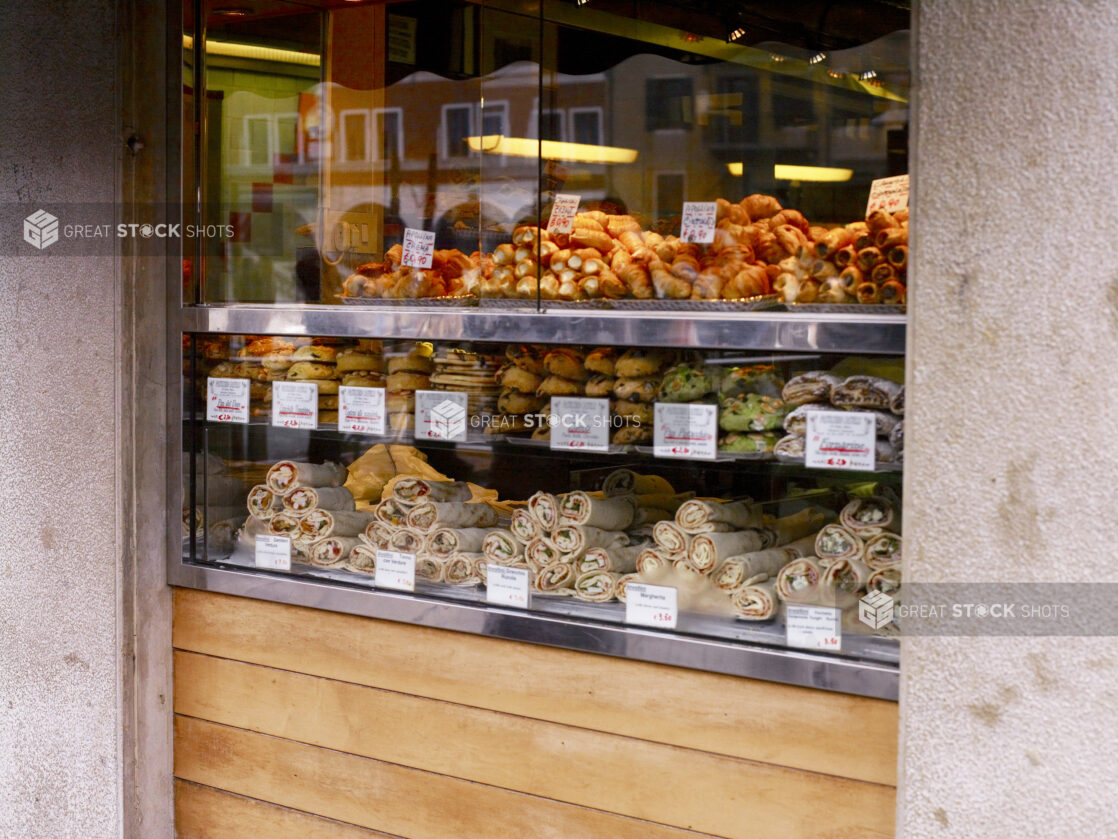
[866,174,909,215]
[550,397,610,452]
[375,550,416,591]
[805,410,876,471]
[786,605,842,651]
[401,227,436,268]
[625,583,678,629]
[415,390,468,441]
[546,193,581,235]
[272,381,319,430]
[653,402,717,460]
[338,385,386,435]
[679,201,716,243]
[486,564,531,609]
[206,377,249,424]
[255,534,291,571]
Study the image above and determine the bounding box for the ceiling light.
[576,0,590,5]
[467,135,638,164]
[808,52,826,65]
[773,164,853,182]
[182,34,320,66]
[727,27,746,43]
[859,70,878,80]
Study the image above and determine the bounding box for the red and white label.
[550,397,610,452]
[486,564,531,608]
[401,227,435,268]
[546,193,581,235]
[653,403,717,460]
[866,174,909,215]
[680,202,716,243]
[786,605,842,650]
[805,410,876,471]
[272,381,319,430]
[338,385,386,435]
[206,377,250,424]
[625,583,678,629]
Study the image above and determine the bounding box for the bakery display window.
[175,0,909,698]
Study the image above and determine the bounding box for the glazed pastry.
[615,348,673,378]
[543,347,588,381]
[781,371,842,406]
[318,396,339,410]
[315,379,340,395]
[388,412,414,432]
[584,348,618,376]
[341,372,384,388]
[718,393,788,432]
[499,365,543,394]
[261,348,295,372]
[292,345,337,364]
[240,336,293,358]
[286,362,337,381]
[612,377,661,403]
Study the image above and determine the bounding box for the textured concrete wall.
[0,2,124,837]
[901,1,1118,836]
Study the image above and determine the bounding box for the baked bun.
[386,371,431,391]
[293,345,337,364]
[287,362,338,381]
[336,349,384,373]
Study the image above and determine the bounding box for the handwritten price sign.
[653,403,717,460]
[804,410,876,471]
[206,378,249,424]
[486,564,531,608]
[550,397,610,452]
[375,550,416,592]
[546,193,581,235]
[866,174,909,215]
[401,227,435,268]
[785,605,842,651]
[625,583,678,629]
[272,381,319,430]
[679,201,716,243]
[338,385,386,435]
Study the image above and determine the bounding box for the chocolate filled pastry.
[336,349,384,373]
[287,362,338,381]
[499,365,543,394]
[584,374,617,398]
[612,377,661,403]
[856,281,882,304]
[536,375,583,397]
[385,391,416,413]
[585,347,618,376]
[611,399,654,424]
[341,371,385,388]
[856,247,884,272]
[880,280,907,305]
[292,345,337,364]
[543,347,588,381]
[615,348,673,378]
[386,371,431,391]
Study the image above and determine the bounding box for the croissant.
[741,193,782,220]
[815,227,854,258]
[619,262,653,299]
[809,226,829,243]
[774,224,810,256]
[606,214,641,236]
[856,247,884,272]
[723,264,769,299]
[650,259,691,298]
[649,234,678,263]
[342,274,368,297]
[770,209,810,235]
[570,229,614,252]
[856,281,882,304]
[572,214,605,233]
[670,254,700,282]
[598,267,627,298]
[383,244,403,269]
[691,270,726,300]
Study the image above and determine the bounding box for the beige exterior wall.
[901,0,1118,836]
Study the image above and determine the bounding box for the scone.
[287,362,338,381]
[292,345,338,364]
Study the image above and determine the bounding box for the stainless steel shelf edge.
[170,560,899,701]
[180,305,906,354]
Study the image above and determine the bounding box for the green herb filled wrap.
[718,393,788,432]
[658,363,717,403]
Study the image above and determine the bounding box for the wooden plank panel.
[175,780,393,839]
[174,651,895,839]
[174,716,722,839]
[173,588,897,785]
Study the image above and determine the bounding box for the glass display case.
[175,0,910,699]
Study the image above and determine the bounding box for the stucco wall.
[901,1,1118,836]
[0,2,124,837]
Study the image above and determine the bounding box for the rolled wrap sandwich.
[712,534,817,592]
[283,486,356,515]
[574,570,620,602]
[443,555,481,586]
[301,509,376,540]
[821,555,873,606]
[407,501,498,532]
[676,498,762,533]
[247,485,283,520]
[558,492,636,530]
[602,469,674,497]
[533,561,575,593]
[814,524,865,562]
[527,491,560,530]
[775,557,826,603]
[361,521,393,550]
[427,527,499,558]
[863,532,903,570]
[525,536,564,569]
[840,495,900,534]
[392,478,472,505]
[509,508,542,542]
[689,530,768,573]
[553,525,629,559]
[309,536,361,568]
[344,543,377,574]
[731,579,780,620]
[652,520,691,555]
[482,530,523,564]
[266,461,347,494]
[576,543,643,575]
[389,528,425,555]
[636,547,678,574]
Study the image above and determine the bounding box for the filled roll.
[731,579,779,620]
[361,521,392,550]
[652,520,691,554]
[775,557,826,603]
[533,561,575,593]
[388,528,425,555]
[482,531,523,564]
[406,501,498,532]
[427,527,499,558]
[374,497,409,527]
[416,556,445,583]
[283,486,356,515]
[574,570,620,603]
[765,507,832,547]
[712,537,815,592]
[510,508,542,543]
[392,478,472,505]
[552,525,629,559]
[527,491,560,530]
[867,567,902,595]
[830,376,903,410]
[246,485,282,520]
[265,461,347,494]
[576,544,642,575]
[345,543,378,575]
[635,547,677,574]
[443,555,481,586]
[309,536,360,568]
[689,530,768,573]
[267,512,303,538]
[676,498,762,533]
[525,536,564,569]
[558,492,636,530]
[814,524,865,562]
[300,509,376,540]
[781,372,841,406]
[863,532,903,570]
[840,496,900,534]
[821,556,873,605]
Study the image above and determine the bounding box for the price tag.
[486,564,531,608]
[625,583,678,629]
[549,397,610,452]
[679,201,716,243]
[206,378,249,424]
[338,385,386,435]
[401,227,435,268]
[804,410,876,471]
[415,390,468,441]
[375,550,416,591]
[272,381,319,430]
[255,534,291,571]
[546,193,581,235]
[866,174,909,215]
[653,403,717,460]
[785,605,842,651]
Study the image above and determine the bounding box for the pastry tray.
[340,296,479,307]
[781,302,905,314]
